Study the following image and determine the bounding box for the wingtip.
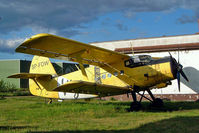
[15,33,54,52]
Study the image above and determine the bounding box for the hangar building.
[0,59,88,88]
[0,60,31,88]
[91,33,199,101]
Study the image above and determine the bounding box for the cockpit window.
[138,55,152,63]
[124,55,152,68]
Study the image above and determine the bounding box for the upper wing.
[16,33,130,66]
[8,73,52,79]
[53,80,130,96]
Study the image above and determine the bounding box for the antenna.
[130,41,134,56]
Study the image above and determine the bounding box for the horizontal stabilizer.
[7,73,52,79]
[53,80,130,97]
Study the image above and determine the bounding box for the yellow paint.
[77,59,89,81]
[156,83,168,88]
[12,33,178,96]
[29,56,59,99]
[9,55,175,96]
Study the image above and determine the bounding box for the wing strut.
[78,59,88,81]
[70,49,89,81]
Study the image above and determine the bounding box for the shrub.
[0,79,17,92]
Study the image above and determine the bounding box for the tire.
[151,98,163,107]
[130,102,142,111]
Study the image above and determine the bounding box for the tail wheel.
[48,98,52,104]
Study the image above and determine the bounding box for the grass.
[0,97,199,133]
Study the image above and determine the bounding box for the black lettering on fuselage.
[38,61,49,67]
[31,64,37,70]
[31,61,49,70]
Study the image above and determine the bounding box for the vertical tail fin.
[29,56,57,75]
[29,56,59,98]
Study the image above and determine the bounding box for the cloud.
[175,1,199,24]
[0,38,25,53]
[0,0,184,36]
[1,0,199,53]
[177,15,197,24]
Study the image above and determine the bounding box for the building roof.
[90,33,199,52]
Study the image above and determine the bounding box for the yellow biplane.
[8,33,189,111]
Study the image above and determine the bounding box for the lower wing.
[53,80,131,97]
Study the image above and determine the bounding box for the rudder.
[29,56,59,98]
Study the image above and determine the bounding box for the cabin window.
[114,71,118,76]
[124,55,152,68]
[107,73,112,78]
[120,70,124,75]
[102,74,106,79]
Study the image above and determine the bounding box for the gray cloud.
[0,0,199,53]
[177,15,197,24]
[0,38,24,53]
[176,0,199,24]
[0,0,183,36]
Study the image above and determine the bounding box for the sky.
[0,0,199,61]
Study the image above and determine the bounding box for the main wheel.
[151,98,163,107]
[130,102,142,111]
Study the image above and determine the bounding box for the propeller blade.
[180,70,189,82]
[177,72,181,92]
[169,52,178,66]
[168,52,189,92]
[168,52,172,57]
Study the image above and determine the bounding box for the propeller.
[169,52,189,92]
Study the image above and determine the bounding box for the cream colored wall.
[90,34,199,94]
[90,34,199,51]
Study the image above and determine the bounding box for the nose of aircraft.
[169,53,189,92]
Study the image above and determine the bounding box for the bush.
[0,79,31,96]
[0,79,17,92]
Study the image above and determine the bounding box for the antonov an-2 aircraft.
[8,33,189,111]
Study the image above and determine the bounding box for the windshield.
[124,55,152,68]
[138,55,152,63]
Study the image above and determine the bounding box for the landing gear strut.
[129,91,142,111]
[129,89,164,111]
[147,89,163,107]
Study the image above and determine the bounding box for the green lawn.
[0,96,199,133]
